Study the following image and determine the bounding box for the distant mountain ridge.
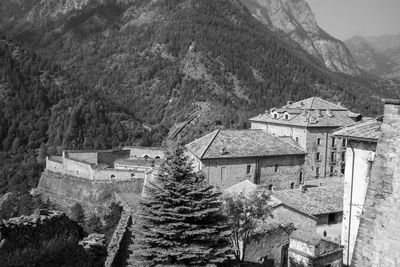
[346,34,400,78]
[239,0,361,76]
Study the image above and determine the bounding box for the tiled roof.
[273,185,343,215]
[250,97,357,128]
[332,117,382,142]
[224,180,257,195]
[186,129,306,159]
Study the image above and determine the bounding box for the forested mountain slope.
[0,36,143,193]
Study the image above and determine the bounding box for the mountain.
[346,34,400,79]
[239,0,361,75]
[345,36,396,77]
[0,37,144,194]
[0,0,398,147]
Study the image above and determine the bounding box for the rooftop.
[224,180,257,195]
[290,229,322,246]
[273,185,343,216]
[114,158,163,167]
[250,97,359,128]
[186,129,306,160]
[332,116,382,143]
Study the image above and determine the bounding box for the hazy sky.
[306,0,400,40]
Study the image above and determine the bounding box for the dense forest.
[0,37,144,193]
[0,0,399,193]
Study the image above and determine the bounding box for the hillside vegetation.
[0,0,399,193]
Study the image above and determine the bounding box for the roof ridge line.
[200,129,220,159]
[306,97,315,128]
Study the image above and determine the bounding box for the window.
[155,156,161,159]
[341,168,345,175]
[269,184,273,190]
[144,155,149,159]
[274,164,279,172]
[341,152,346,161]
[367,160,373,178]
[331,137,336,148]
[330,166,334,174]
[284,113,290,120]
[316,167,320,177]
[131,173,135,178]
[290,182,295,189]
[299,172,303,184]
[246,165,251,174]
[295,137,299,143]
[111,174,116,179]
[317,138,321,145]
[331,152,335,163]
[342,139,347,147]
[221,167,226,182]
[272,111,278,119]
[316,152,320,161]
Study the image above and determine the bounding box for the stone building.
[273,186,343,241]
[250,97,361,181]
[332,117,381,265]
[288,230,343,267]
[186,129,307,190]
[350,99,400,266]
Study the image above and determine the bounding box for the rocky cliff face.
[240,0,361,75]
[345,36,396,77]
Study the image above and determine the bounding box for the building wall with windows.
[197,155,305,190]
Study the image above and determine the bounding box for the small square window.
[316,167,320,177]
[316,152,320,161]
[246,165,251,174]
[275,164,279,172]
[317,138,321,145]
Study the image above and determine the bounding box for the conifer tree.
[129,144,231,266]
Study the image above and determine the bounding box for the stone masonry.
[352,99,400,266]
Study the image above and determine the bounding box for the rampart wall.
[62,156,93,179]
[104,211,131,267]
[98,150,130,166]
[66,151,99,164]
[46,157,63,173]
[126,147,164,158]
[37,171,144,215]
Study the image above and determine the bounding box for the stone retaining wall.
[104,211,131,267]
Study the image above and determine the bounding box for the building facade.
[332,117,381,266]
[186,129,307,190]
[250,97,361,181]
[288,230,343,267]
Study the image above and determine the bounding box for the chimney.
[315,109,323,117]
[300,185,307,193]
[382,98,400,118]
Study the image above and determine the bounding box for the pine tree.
[129,144,231,266]
[71,202,85,226]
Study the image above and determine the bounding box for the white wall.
[341,141,376,265]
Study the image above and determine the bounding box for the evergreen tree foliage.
[85,215,103,234]
[103,201,123,241]
[129,144,231,266]
[71,202,85,226]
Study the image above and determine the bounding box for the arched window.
[155,156,160,159]
[131,173,135,178]
[269,184,273,191]
[111,174,116,179]
[290,182,295,189]
[144,155,149,159]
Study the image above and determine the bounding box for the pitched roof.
[332,116,382,143]
[273,185,343,215]
[186,129,306,160]
[289,97,347,111]
[250,97,357,128]
[224,180,257,195]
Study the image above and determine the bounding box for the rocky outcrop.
[345,36,395,77]
[346,34,400,78]
[0,210,81,266]
[240,0,361,75]
[105,211,131,267]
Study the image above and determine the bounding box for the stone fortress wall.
[45,147,158,181]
